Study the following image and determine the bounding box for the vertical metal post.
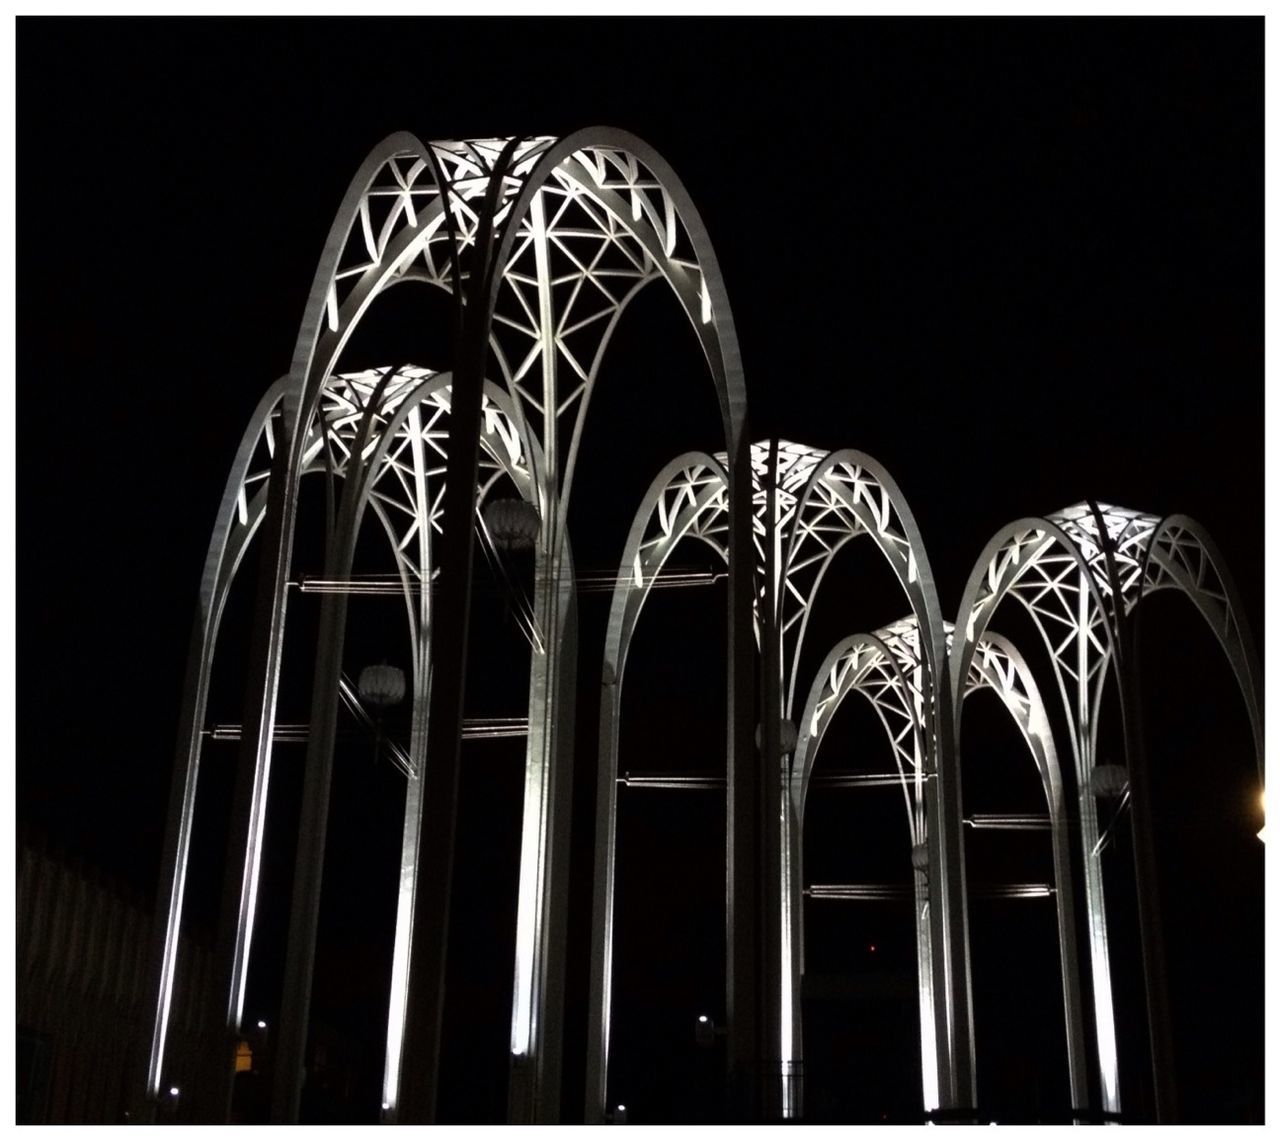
[395,221,498,1129]
[1088,503,1176,1123]
[197,412,302,1122]
[381,411,435,1123]
[1116,618,1178,1121]
[269,576,350,1122]
[759,439,783,1121]
[1075,564,1122,1118]
[928,677,976,1117]
[724,429,758,1121]
[507,538,577,1123]
[134,616,217,1121]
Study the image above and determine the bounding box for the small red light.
[869,944,876,952]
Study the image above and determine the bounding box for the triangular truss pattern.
[309,137,722,536]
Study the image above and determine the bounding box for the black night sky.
[16,16,1264,1125]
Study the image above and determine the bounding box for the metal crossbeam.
[807,883,1055,901]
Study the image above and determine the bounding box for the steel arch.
[950,501,1264,1120]
[140,366,535,1116]
[788,620,1087,1117]
[159,128,754,1124]
[587,442,967,1121]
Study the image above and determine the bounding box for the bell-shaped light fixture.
[1089,763,1128,799]
[358,663,405,710]
[755,718,799,756]
[484,498,540,551]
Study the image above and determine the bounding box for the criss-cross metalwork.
[588,441,976,1122]
[140,366,536,1114]
[143,129,754,1127]
[786,618,1087,1118]
[952,500,1264,1118]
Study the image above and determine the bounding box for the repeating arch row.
[146,127,1261,1127]
[593,463,1262,1124]
[144,128,755,1126]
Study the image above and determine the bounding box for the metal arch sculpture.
[948,628,1088,1118]
[147,129,754,1125]
[271,371,541,1125]
[789,622,935,1112]
[587,440,976,1121]
[139,366,536,1116]
[788,619,1089,1118]
[950,500,1264,1122]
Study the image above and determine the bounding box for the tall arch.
[587,442,970,1121]
[951,501,1264,1122]
[138,367,535,1119]
[789,621,1087,1119]
[147,130,754,1124]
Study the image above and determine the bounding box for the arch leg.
[195,452,300,1122]
[584,677,621,1123]
[269,569,353,1121]
[508,543,577,1123]
[133,616,217,1120]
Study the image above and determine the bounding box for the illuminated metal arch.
[271,371,541,1124]
[469,129,752,1123]
[952,630,1088,1118]
[141,368,437,1103]
[586,450,729,1119]
[788,622,1087,1118]
[586,442,965,1121]
[1135,514,1263,771]
[788,625,931,1113]
[950,501,1264,1120]
[777,448,947,717]
[140,367,535,1114]
[766,445,968,1118]
[153,129,752,1124]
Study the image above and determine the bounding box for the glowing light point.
[256,1019,267,1029]
[169,1087,180,1098]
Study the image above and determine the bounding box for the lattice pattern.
[799,626,925,833]
[312,136,723,522]
[1142,517,1240,643]
[955,499,1262,793]
[215,367,530,628]
[795,618,1052,841]
[961,520,1110,701]
[627,456,731,586]
[781,458,923,688]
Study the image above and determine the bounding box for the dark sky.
[16,16,1263,1125]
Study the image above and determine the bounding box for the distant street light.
[695,1014,718,1048]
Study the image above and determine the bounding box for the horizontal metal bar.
[292,567,724,596]
[810,771,932,789]
[807,883,1055,901]
[963,813,1052,831]
[806,884,911,900]
[615,769,936,792]
[205,717,529,743]
[618,773,724,790]
[207,723,310,743]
